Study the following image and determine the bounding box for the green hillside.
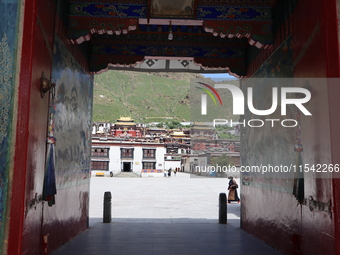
[93,70,239,123]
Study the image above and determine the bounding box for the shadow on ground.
[52,217,282,255]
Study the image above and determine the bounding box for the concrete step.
[113,172,141,178]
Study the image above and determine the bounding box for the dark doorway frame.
[122,162,132,172]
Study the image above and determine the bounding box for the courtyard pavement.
[52,173,282,255]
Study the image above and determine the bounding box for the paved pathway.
[52,173,282,255]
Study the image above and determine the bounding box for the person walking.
[227,177,240,203]
[168,167,171,177]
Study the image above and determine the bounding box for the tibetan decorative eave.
[68,2,274,47]
[203,20,273,49]
[91,56,245,77]
[89,33,248,75]
[68,18,139,44]
[67,0,280,76]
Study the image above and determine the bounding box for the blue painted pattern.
[197,6,271,21]
[70,2,147,18]
[0,0,20,250]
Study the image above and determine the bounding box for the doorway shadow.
[52,216,281,255]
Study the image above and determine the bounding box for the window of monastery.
[121,148,134,158]
[92,148,109,157]
[91,161,109,171]
[142,162,156,169]
[143,149,155,158]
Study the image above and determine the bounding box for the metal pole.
[103,191,112,223]
[219,193,227,224]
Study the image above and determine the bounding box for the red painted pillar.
[7,0,56,254]
[7,1,37,253]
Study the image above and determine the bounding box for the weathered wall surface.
[7,1,93,254]
[241,0,340,254]
[40,34,93,252]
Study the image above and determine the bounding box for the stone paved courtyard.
[52,173,282,255]
[89,172,240,227]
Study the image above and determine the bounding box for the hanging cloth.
[42,137,57,206]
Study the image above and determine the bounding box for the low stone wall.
[141,169,164,178]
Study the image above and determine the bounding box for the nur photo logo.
[196,82,312,128]
[196,82,223,115]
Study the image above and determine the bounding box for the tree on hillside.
[166,120,182,129]
[215,124,239,140]
[210,154,232,172]
[156,122,164,128]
